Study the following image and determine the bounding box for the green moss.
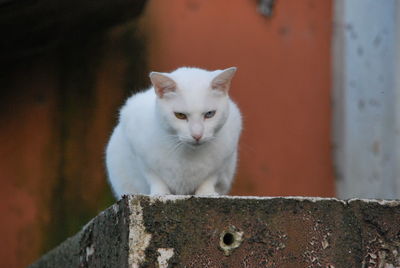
[41,20,148,255]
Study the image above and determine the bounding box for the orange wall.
[0,29,141,267]
[140,0,334,196]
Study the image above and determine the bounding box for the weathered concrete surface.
[29,199,132,268]
[29,195,400,267]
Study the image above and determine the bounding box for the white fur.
[106,67,242,199]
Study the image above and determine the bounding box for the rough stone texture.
[30,199,131,268]
[29,195,400,268]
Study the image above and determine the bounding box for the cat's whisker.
[167,139,184,155]
[166,140,179,155]
[174,141,184,153]
[162,134,179,141]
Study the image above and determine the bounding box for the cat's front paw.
[150,184,171,196]
[194,189,219,196]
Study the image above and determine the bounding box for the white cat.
[106,67,242,199]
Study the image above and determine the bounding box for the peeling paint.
[112,203,119,213]
[128,196,152,268]
[157,248,174,268]
[322,238,329,249]
[85,244,94,262]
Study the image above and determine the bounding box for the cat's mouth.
[187,138,214,148]
[191,142,203,147]
[182,139,207,148]
[179,137,212,148]
[186,141,204,148]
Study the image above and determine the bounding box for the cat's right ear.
[149,72,177,98]
[211,67,237,93]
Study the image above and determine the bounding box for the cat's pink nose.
[192,134,202,142]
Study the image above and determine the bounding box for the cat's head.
[150,67,237,147]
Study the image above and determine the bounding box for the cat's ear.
[149,72,177,98]
[211,67,237,93]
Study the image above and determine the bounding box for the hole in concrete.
[219,226,244,256]
[223,232,234,246]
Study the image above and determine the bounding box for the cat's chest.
[147,143,224,178]
[159,146,218,169]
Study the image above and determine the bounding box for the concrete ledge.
[29,195,400,267]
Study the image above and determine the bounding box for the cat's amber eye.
[174,112,187,120]
[204,110,216,119]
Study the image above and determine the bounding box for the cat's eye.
[174,112,187,120]
[204,110,216,119]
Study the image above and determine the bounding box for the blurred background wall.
[3,0,399,267]
[0,1,148,267]
[332,0,400,199]
[140,0,334,197]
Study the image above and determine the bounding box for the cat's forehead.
[169,67,216,88]
[169,88,222,113]
[170,67,215,77]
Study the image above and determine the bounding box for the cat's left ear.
[149,72,177,98]
[211,67,237,93]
